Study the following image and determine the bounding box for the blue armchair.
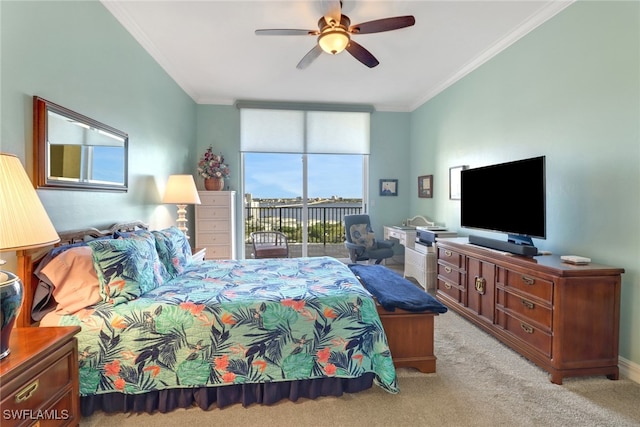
[343,214,394,264]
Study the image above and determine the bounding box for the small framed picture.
[449,165,467,200]
[379,179,398,196]
[418,175,433,198]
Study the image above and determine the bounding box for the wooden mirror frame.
[33,96,128,192]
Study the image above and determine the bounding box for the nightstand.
[192,247,206,262]
[0,326,81,427]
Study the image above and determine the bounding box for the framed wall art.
[379,179,398,196]
[449,165,468,200]
[418,175,433,198]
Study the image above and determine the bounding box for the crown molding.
[100,0,200,102]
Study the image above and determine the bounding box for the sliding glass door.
[243,152,365,258]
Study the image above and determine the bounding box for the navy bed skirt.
[80,374,375,416]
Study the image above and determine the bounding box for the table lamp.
[0,153,60,359]
[162,174,201,240]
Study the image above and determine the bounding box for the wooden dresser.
[0,326,81,427]
[195,191,236,260]
[436,238,624,384]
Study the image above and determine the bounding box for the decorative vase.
[0,271,23,359]
[204,177,225,191]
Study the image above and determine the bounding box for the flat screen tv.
[460,156,545,256]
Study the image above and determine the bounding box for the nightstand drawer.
[1,347,72,415]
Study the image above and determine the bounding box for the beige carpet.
[80,309,640,427]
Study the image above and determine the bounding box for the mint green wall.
[369,111,412,239]
[1,0,196,233]
[409,1,640,366]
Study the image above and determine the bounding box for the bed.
[17,222,398,415]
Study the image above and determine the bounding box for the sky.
[244,153,363,199]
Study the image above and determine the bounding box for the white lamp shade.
[162,175,201,204]
[0,153,60,251]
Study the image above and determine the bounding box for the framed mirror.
[33,96,128,192]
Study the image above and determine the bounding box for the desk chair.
[343,214,394,264]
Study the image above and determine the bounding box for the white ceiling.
[102,1,573,112]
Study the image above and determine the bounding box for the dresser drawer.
[438,262,463,286]
[196,207,231,221]
[198,192,231,206]
[496,308,552,357]
[205,245,231,259]
[497,289,552,329]
[196,219,230,232]
[197,231,230,246]
[498,268,553,303]
[438,247,464,268]
[437,279,466,305]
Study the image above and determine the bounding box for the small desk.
[383,226,416,249]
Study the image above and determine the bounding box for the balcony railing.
[245,205,362,245]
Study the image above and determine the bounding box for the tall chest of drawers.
[436,238,624,385]
[195,191,236,260]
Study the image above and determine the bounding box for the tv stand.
[436,237,624,384]
[468,234,538,257]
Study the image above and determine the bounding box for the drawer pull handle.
[15,380,39,403]
[520,323,534,334]
[522,276,535,285]
[444,250,452,257]
[521,299,535,310]
[444,282,452,289]
[444,266,452,273]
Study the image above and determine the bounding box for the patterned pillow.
[113,229,154,240]
[87,236,167,305]
[349,223,376,249]
[152,226,193,278]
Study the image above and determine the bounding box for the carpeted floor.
[80,308,640,427]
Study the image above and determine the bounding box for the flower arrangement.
[197,146,230,179]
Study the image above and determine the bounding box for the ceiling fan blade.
[322,0,342,25]
[296,45,323,70]
[345,40,379,68]
[349,16,416,34]
[255,29,317,36]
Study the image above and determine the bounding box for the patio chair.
[250,231,289,259]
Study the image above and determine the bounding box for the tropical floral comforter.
[48,256,398,396]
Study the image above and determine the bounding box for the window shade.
[240,108,370,154]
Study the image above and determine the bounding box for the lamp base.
[0,271,23,359]
[175,204,190,240]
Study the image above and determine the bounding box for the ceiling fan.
[255,0,415,69]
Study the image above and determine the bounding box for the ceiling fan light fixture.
[318,29,350,55]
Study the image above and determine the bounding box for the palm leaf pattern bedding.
[51,257,398,396]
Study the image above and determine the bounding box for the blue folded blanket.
[348,264,448,314]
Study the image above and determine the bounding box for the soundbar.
[468,235,538,257]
